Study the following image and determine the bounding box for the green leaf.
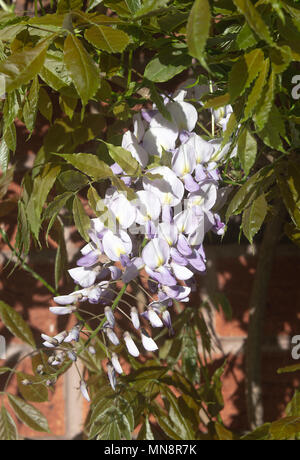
[3,123,16,154]
[187,0,211,66]
[38,87,53,122]
[0,406,18,441]
[64,34,100,105]
[8,394,49,433]
[92,406,132,440]
[269,45,292,74]
[17,372,49,403]
[87,185,105,217]
[181,325,199,384]
[59,93,77,120]
[103,0,130,16]
[238,128,257,176]
[211,293,232,321]
[125,0,141,13]
[204,93,231,110]
[137,416,154,440]
[134,0,169,17]
[215,422,234,440]
[44,195,68,240]
[240,423,270,440]
[58,153,113,181]
[58,170,89,192]
[0,140,10,174]
[57,0,83,12]
[225,166,274,222]
[228,48,264,102]
[15,200,31,256]
[0,367,11,375]
[254,70,275,131]
[23,76,40,133]
[286,390,300,417]
[276,164,300,228]
[105,142,141,176]
[26,164,61,240]
[277,364,300,374]
[270,416,300,440]
[285,223,300,249]
[236,23,258,50]
[149,83,172,122]
[39,52,74,95]
[159,386,194,440]
[242,193,268,243]
[144,47,192,83]
[0,37,51,92]
[243,58,270,121]
[0,301,35,348]
[232,0,274,45]
[258,104,285,152]
[73,194,91,242]
[85,25,130,53]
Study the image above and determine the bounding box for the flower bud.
[123,331,139,357]
[130,307,140,330]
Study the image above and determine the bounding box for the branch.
[245,202,286,429]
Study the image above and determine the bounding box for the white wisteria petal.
[111,353,123,375]
[133,113,146,143]
[143,126,178,156]
[142,238,170,270]
[107,362,117,391]
[167,100,198,132]
[105,306,115,328]
[143,166,184,207]
[135,190,161,224]
[80,381,90,402]
[174,210,199,235]
[68,267,97,288]
[122,131,149,168]
[130,307,140,329]
[105,327,120,346]
[141,330,158,352]
[172,144,196,178]
[49,306,76,315]
[185,133,215,165]
[172,142,196,178]
[209,138,237,163]
[157,222,178,246]
[171,262,194,280]
[53,294,77,305]
[80,243,95,256]
[188,182,217,213]
[148,308,163,328]
[123,332,140,357]
[109,193,136,229]
[102,230,132,262]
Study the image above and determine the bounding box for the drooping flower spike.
[45,84,230,397]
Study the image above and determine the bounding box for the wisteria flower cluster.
[42,88,233,400]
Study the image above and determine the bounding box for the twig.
[245,202,286,429]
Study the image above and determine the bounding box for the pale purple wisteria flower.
[44,85,231,395]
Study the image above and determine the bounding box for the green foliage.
[0,301,36,348]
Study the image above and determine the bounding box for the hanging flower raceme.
[43,85,230,396]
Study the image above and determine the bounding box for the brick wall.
[1,119,300,439]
